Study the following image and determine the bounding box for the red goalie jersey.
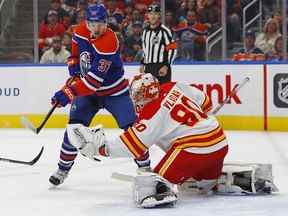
[107,80,228,184]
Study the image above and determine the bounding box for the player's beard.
[53,47,61,54]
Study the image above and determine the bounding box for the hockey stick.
[20,77,77,134]
[211,76,250,115]
[20,103,58,134]
[0,146,44,166]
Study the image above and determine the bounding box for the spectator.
[191,22,208,61]
[187,0,197,11]
[255,18,281,54]
[62,0,77,18]
[227,0,241,44]
[174,14,208,61]
[233,30,265,61]
[76,0,88,11]
[272,10,282,32]
[87,0,98,5]
[165,10,176,29]
[105,0,118,15]
[62,32,72,52]
[67,9,86,34]
[40,36,71,64]
[197,0,221,33]
[125,9,143,37]
[134,0,154,12]
[123,21,143,62]
[39,10,66,53]
[45,0,69,23]
[132,9,144,23]
[174,16,193,60]
[267,36,286,61]
[175,0,188,19]
[121,3,134,32]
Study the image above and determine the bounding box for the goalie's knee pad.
[216,163,278,195]
[133,173,178,208]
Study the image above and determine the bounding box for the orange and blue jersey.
[69,21,129,97]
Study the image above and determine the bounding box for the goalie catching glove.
[67,124,107,160]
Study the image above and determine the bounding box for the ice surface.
[0,129,288,216]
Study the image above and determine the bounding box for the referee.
[140,3,177,84]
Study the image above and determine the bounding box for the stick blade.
[20,116,38,134]
[0,146,44,166]
[28,146,44,165]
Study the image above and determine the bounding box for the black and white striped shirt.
[141,24,177,65]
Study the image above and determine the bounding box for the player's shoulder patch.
[73,21,90,41]
[91,28,119,55]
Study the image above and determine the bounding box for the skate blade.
[141,195,177,208]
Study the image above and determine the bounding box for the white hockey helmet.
[130,73,160,113]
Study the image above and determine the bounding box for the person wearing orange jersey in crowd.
[233,30,265,61]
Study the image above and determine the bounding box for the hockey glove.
[67,56,80,76]
[66,124,107,160]
[51,85,76,107]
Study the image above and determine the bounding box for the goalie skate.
[140,191,177,208]
[134,174,178,208]
[49,169,69,186]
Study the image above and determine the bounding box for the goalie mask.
[130,73,160,113]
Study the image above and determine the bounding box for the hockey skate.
[49,169,69,186]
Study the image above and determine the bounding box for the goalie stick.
[210,76,250,115]
[112,77,250,182]
[0,146,44,165]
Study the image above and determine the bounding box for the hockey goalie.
[66,73,278,208]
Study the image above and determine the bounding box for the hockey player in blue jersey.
[49,4,137,186]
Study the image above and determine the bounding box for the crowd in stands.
[38,0,287,64]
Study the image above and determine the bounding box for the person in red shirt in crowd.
[134,0,154,12]
[39,10,66,53]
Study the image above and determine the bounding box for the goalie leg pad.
[216,163,278,195]
[133,173,178,208]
